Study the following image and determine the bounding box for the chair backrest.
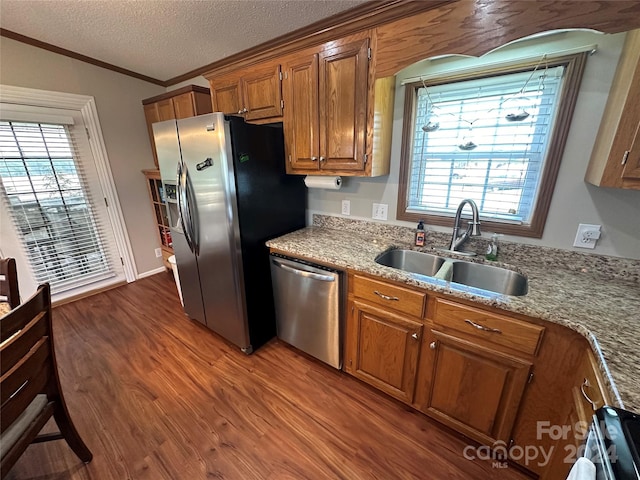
[0,258,20,310]
[0,283,92,478]
[1,284,54,435]
[0,284,58,477]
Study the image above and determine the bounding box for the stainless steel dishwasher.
[270,254,342,369]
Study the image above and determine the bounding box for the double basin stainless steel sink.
[375,249,528,296]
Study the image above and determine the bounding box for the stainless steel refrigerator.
[153,113,306,353]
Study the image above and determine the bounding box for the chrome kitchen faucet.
[448,199,481,252]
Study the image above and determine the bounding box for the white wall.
[308,31,640,259]
[0,37,166,276]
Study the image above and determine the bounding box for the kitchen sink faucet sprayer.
[448,199,481,252]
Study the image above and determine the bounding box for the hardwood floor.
[7,272,532,480]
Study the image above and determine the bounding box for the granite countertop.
[266,217,640,412]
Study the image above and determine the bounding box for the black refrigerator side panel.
[227,117,307,350]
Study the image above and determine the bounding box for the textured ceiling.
[0,0,369,82]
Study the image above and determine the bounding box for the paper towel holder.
[303,175,343,190]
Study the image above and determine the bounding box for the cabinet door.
[346,300,422,403]
[283,53,320,172]
[156,98,176,121]
[172,93,196,120]
[415,330,531,444]
[622,121,640,180]
[210,76,242,115]
[143,104,161,168]
[318,37,369,172]
[241,64,283,121]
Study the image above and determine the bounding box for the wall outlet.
[155,248,163,258]
[573,224,601,249]
[341,200,351,216]
[372,203,388,220]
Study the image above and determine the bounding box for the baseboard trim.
[137,266,168,279]
[52,280,126,307]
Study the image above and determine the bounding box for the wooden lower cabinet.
[343,272,617,478]
[345,300,422,403]
[414,330,532,445]
[540,348,611,479]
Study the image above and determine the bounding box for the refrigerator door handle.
[177,161,195,253]
[184,164,199,256]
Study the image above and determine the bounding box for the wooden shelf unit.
[143,169,172,268]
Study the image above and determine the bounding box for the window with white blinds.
[0,120,114,293]
[398,53,587,237]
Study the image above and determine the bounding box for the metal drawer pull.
[581,378,598,411]
[411,333,419,340]
[373,290,399,301]
[464,319,502,334]
[429,341,437,350]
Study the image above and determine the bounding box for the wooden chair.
[0,258,20,315]
[0,283,93,478]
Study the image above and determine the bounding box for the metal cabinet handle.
[237,109,244,115]
[319,156,326,162]
[464,319,502,334]
[581,378,598,411]
[243,107,248,113]
[374,290,399,301]
[429,341,437,350]
[411,333,419,340]
[311,156,318,162]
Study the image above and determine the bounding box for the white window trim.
[0,85,136,282]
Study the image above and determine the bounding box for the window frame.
[0,86,136,302]
[397,52,588,238]
[1,119,117,292]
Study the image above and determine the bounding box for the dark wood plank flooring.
[7,273,531,479]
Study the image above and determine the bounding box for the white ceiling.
[0,0,369,82]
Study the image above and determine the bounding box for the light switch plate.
[573,224,601,249]
[372,203,388,220]
[155,248,163,258]
[341,200,351,216]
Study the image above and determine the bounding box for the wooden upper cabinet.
[283,53,320,171]
[142,86,213,168]
[210,74,242,115]
[318,37,369,172]
[585,29,640,190]
[143,103,162,166]
[208,64,283,121]
[241,64,283,120]
[154,98,174,121]
[282,31,393,177]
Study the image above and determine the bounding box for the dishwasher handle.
[271,259,336,282]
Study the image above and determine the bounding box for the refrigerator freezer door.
[176,114,250,349]
[153,119,205,325]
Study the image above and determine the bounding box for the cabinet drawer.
[433,298,544,356]
[352,275,425,318]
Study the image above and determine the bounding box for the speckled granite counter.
[266,216,640,412]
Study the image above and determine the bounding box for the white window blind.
[0,120,115,293]
[407,66,565,224]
